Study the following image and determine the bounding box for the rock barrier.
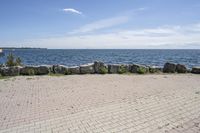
[0,61,200,76]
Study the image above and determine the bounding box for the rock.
[20,66,36,75]
[108,64,131,74]
[80,63,95,74]
[68,66,80,74]
[163,62,176,73]
[130,64,149,74]
[149,66,162,73]
[118,64,130,74]
[108,64,120,73]
[20,66,50,75]
[53,65,69,75]
[0,66,21,76]
[94,61,108,74]
[35,66,50,75]
[191,67,200,74]
[176,64,187,73]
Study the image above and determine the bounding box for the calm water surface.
[0,49,199,68]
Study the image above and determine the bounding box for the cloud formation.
[70,16,130,34]
[70,8,145,34]
[4,23,200,49]
[62,8,82,15]
[23,23,200,49]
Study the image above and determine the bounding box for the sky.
[1,0,200,49]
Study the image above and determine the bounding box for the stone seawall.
[0,61,200,76]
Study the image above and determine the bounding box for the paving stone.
[0,75,200,133]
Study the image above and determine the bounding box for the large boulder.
[176,64,187,73]
[148,66,162,73]
[191,67,200,74]
[163,62,176,73]
[0,66,21,76]
[108,64,130,74]
[53,65,69,75]
[80,63,95,74]
[108,64,120,73]
[94,61,108,74]
[68,66,80,74]
[35,66,50,75]
[130,64,149,74]
[118,64,131,74]
[20,66,36,75]
[20,66,50,75]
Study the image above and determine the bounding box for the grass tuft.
[99,66,108,74]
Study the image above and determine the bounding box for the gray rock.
[118,64,131,74]
[163,62,176,73]
[68,66,80,74]
[191,67,200,74]
[49,66,54,73]
[108,64,120,73]
[149,66,162,73]
[20,66,50,75]
[20,66,36,75]
[35,66,50,75]
[176,64,187,73]
[94,61,108,74]
[80,63,95,74]
[53,65,69,74]
[0,66,21,76]
[130,64,149,74]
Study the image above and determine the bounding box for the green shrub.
[118,65,127,74]
[15,57,22,66]
[137,67,148,74]
[6,53,22,67]
[6,53,15,67]
[99,66,108,74]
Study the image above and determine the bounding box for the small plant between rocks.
[137,67,148,74]
[99,66,108,74]
[118,65,128,74]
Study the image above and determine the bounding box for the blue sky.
[1,0,200,49]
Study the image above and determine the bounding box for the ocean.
[0,49,200,68]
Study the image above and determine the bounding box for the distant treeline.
[0,47,47,50]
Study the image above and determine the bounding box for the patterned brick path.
[0,74,200,133]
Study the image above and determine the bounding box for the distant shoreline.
[1,48,200,50]
[0,47,47,50]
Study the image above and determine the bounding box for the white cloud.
[70,16,130,34]
[70,8,146,34]
[5,23,200,49]
[62,8,82,15]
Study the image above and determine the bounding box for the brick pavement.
[0,74,200,133]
